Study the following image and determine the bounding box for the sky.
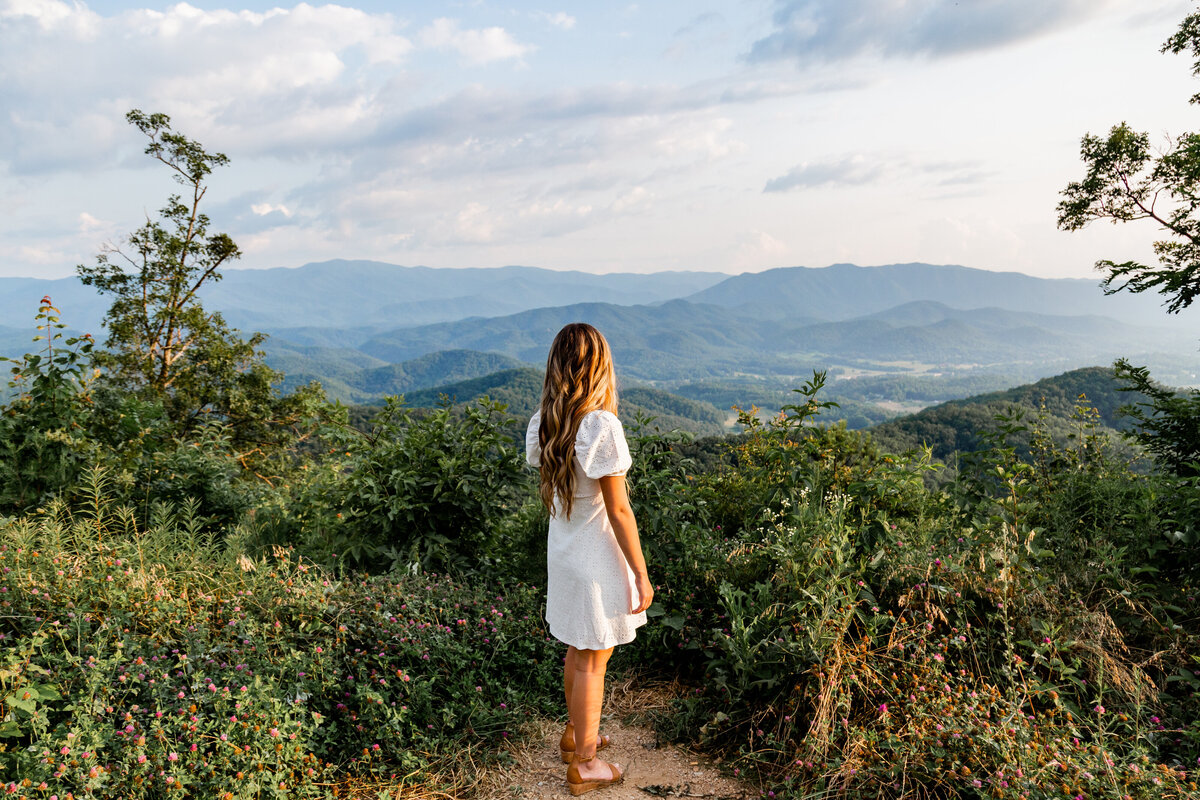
[2,0,1198,281]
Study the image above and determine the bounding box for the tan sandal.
[566,754,623,796]
[560,724,611,763]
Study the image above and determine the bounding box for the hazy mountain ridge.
[8,260,1198,340]
[351,297,1185,382]
[686,262,1197,330]
[5,262,1197,406]
[0,260,728,333]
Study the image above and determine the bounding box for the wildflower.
[1094,705,1105,714]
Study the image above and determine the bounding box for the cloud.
[764,154,990,193]
[418,18,531,65]
[732,230,788,271]
[17,244,68,264]
[0,3,415,171]
[453,201,496,243]
[77,211,105,232]
[251,203,292,217]
[534,11,576,30]
[610,186,648,214]
[748,0,1107,64]
[764,155,883,192]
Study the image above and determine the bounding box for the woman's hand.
[632,572,653,614]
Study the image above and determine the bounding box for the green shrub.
[277,396,529,573]
[0,481,561,798]
[0,298,97,514]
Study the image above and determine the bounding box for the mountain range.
[5,259,1198,336]
[3,260,1198,408]
[0,260,727,333]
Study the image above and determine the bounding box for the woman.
[525,322,654,795]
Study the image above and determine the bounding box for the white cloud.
[77,211,104,231]
[1,0,99,34]
[535,11,576,30]
[611,186,648,213]
[251,203,292,217]
[17,243,67,264]
[0,2,413,169]
[655,117,741,161]
[453,201,496,243]
[418,18,531,65]
[732,230,788,271]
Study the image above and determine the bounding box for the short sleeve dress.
[526,409,648,650]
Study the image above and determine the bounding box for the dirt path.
[473,684,754,800]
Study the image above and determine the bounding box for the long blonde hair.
[538,323,619,519]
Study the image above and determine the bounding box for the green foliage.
[870,367,1147,465]
[0,298,97,513]
[1113,358,1200,477]
[76,110,325,459]
[2,360,1199,798]
[604,374,1199,799]
[1058,117,1200,313]
[77,110,242,399]
[0,482,560,798]
[286,397,528,573]
[1057,7,1200,484]
[1057,7,1200,314]
[404,367,545,418]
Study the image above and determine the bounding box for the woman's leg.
[562,646,610,756]
[564,646,578,727]
[568,646,619,780]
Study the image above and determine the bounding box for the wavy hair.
[538,323,619,519]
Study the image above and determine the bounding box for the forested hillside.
[869,366,1150,462]
[397,367,729,435]
[268,347,526,404]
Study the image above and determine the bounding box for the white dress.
[526,409,648,650]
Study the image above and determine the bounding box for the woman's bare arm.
[598,474,653,614]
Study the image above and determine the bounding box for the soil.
[472,683,755,800]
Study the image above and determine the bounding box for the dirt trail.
[473,684,754,800]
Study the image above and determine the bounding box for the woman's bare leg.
[568,646,619,780]
[564,646,578,728]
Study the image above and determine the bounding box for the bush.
[0,478,562,797]
[632,388,1200,799]
[270,396,529,574]
[0,298,97,514]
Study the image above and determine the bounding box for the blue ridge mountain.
[353,298,1189,381]
[686,262,1196,329]
[0,260,727,333]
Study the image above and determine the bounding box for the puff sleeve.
[525,411,541,468]
[575,410,633,479]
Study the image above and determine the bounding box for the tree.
[1056,12,1200,313]
[78,110,323,459]
[1057,11,1200,475]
